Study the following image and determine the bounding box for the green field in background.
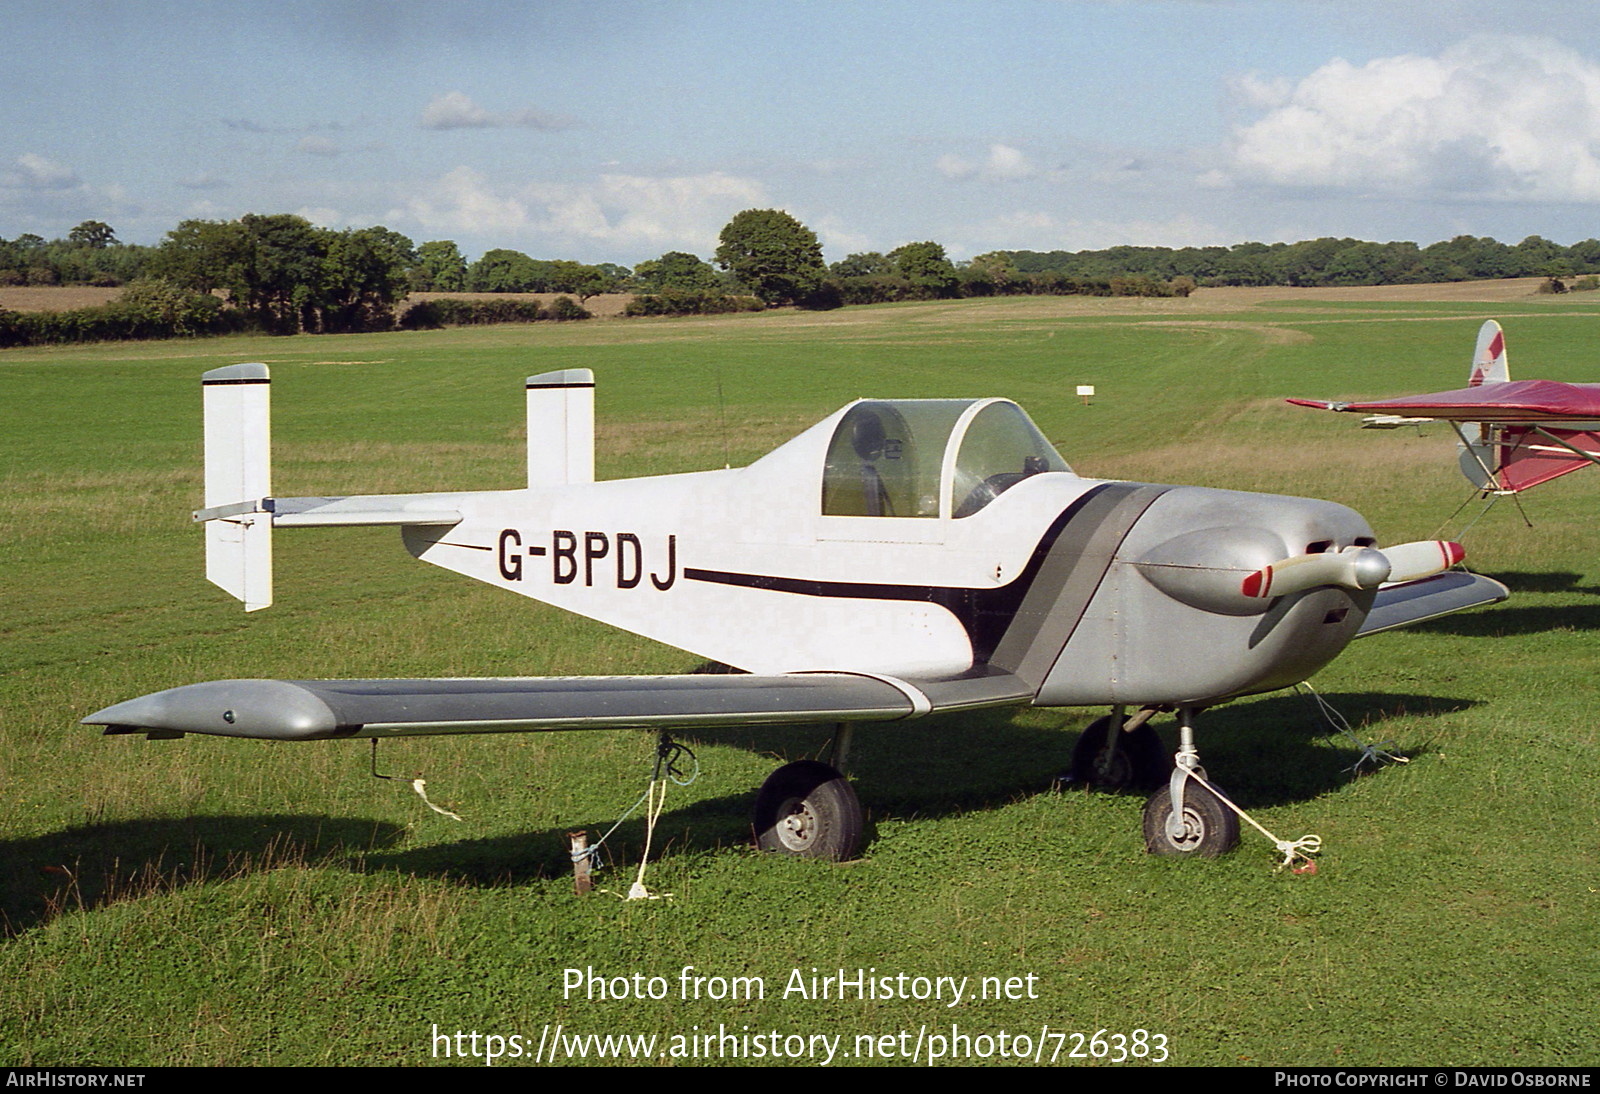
[3,295,1597,1066]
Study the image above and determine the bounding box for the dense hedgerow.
[398,298,543,329]
[623,290,765,317]
[396,295,591,329]
[0,279,244,347]
[545,295,592,321]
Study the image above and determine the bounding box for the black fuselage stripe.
[682,483,1127,664]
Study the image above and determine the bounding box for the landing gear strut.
[1070,706,1166,790]
[1141,707,1239,857]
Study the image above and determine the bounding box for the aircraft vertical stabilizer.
[1459,320,1509,488]
[200,363,273,611]
[526,368,594,486]
[1469,319,1509,387]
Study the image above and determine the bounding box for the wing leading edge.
[1356,571,1509,637]
[83,668,1034,741]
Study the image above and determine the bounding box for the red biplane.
[1291,320,1600,495]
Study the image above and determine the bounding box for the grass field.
[3,288,1599,1067]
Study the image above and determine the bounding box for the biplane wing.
[1287,378,1600,423]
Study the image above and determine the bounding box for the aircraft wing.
[1356,571,1509,637]
[82,667,1034,741]
[1289,379,1600,424]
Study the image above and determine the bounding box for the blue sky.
[9,0,1600,266]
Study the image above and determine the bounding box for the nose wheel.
[1142,779,1239,856]
[753,760,863,861]
[1140,706,1240,857]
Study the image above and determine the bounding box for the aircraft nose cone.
[1347,547,1393,589]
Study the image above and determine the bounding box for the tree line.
[0,214,611,346]
[998,234,1600,288]
[5,211,1600,347]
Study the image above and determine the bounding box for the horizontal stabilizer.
[271,496,463,528]
[1356,572,1509,637]
[83,669,1033,741]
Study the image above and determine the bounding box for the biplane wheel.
[1070,715,1166,790]
[1141,780,1239,857]
[754,760,863,861]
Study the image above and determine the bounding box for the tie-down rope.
[580,734,698,901]
[1176,764,1322,873]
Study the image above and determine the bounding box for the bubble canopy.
[821,398,1072,519]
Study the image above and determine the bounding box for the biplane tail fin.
[1468,319,1509,387]
[198,363,274,611]
[1460,320,1512,489]
[193,365,468,612]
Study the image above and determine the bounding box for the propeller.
[1241,541,1464,600]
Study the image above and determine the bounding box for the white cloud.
[1226,36,1600,203]
[0,153,146,230]
[399,167,769,255]
[813,214,873,257]
[937,143,1037,182]
[295,206,343,227]
[403,166,533,234]
[419,91,571,131]
[1230,72,1294,111]
[563,173,769,249]
[3,153,81,191]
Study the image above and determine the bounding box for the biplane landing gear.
[1069,707,1165,790]
[1141,707,1239,857]
[753,760,863,861]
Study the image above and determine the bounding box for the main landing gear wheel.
[753,760,864,861]
[1070,715,1166,790]
[1142,780,1240,857]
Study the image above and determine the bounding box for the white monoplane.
[85,365,1508,860]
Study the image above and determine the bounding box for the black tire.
[1070,715,1167,790]
[1142,779,1240,857]
[753,760,863,861]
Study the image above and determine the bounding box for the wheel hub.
[777,799,816,849]
[1166,807,1205,850]
[1093,746,1131,786]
